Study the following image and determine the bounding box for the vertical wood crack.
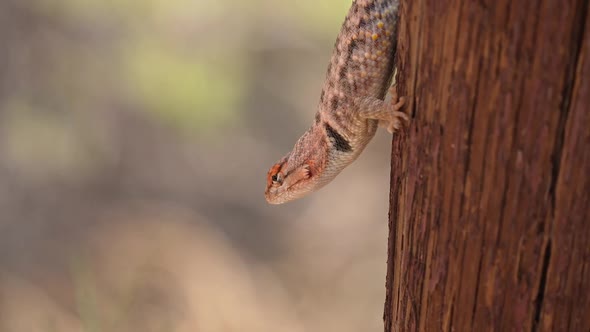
[531,240,552,331]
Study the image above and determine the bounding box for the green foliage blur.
[0,1,395,331]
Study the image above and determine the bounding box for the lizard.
[265,0,408,204]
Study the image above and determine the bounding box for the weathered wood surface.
[384,0,590,331]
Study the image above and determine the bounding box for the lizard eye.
[272,173,283,184]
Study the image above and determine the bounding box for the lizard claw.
[381,112,408,133]
[380,90,408,133]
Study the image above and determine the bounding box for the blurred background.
[0,0,396,331]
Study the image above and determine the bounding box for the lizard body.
[265,0,407,204]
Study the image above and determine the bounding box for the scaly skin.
[265,0,407,204]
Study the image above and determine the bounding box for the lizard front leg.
[357,85,408,133]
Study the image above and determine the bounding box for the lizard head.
[264,155,316,204]
[265,124,340,204]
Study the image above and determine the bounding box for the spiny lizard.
[265,0,407,204]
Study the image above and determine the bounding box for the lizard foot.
[379,85,408,133]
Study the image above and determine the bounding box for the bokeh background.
[0,0,396,331]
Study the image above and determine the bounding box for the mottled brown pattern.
[320,0,399,130]
[265,0,406,204]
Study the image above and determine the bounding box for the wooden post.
[384,0,590,331]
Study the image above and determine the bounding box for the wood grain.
[384,0,590,331]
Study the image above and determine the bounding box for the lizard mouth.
[265,185,305,205]
[264,186,292,204]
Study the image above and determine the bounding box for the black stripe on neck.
[324,123,352,152]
